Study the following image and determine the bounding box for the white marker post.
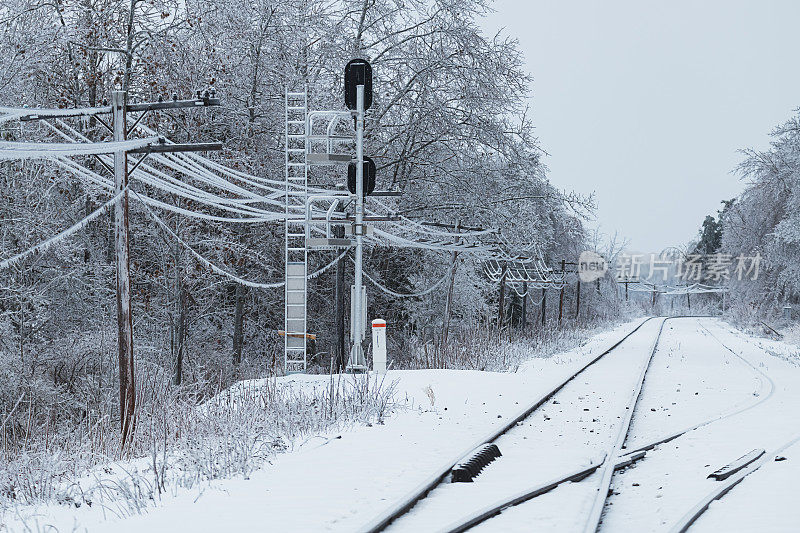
[372,319,387,373]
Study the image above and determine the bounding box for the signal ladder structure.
[284,90,309,373]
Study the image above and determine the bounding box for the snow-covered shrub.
[0,370,396,513]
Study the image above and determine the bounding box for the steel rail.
[439,456,607,533]
[581,317,668,533]
[614,319,776,463]
[439,451,659,533]
[357,316,658,533]
[441,317,778,533]
[668,434,800,533]
[430,317,774,533]
[663,321,790,533]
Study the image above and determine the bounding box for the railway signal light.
[344,59,372,111]
[348,156,376,196]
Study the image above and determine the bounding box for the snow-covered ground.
[5,317,800,532]
[3,319,645,532]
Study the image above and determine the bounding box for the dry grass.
[0,368,396,518]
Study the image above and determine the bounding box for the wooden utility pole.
[558,259,565,326]
[540,288,546,327]
[442,251,459,345]
[19,92,222,443]
[521,283,528,331]
[575,279,581,320]
[498,263,507,329]
[112,90,135,445]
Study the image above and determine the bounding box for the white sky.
[479,0,800,252]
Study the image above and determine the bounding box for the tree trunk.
[173,282,188,386]
[334,249,347,372]
[232,282,245,365]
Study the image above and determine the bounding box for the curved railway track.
[357,316,776,533]
[664,322,789,533]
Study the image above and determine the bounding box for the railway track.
[663,322,790,533]
[357,317,664,532]
[357,317,775,533]
[667,433,800,532]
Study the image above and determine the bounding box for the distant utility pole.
[498,262,507,329]
[540,287,546,327]
[558,259,565,326]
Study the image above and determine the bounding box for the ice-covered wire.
[136,124,299,191]
[0,105,112,123]
[50,121,288,214]
[509,282,547,304]
[0,137,159,159]
[134,189,344,288]
[0,189,124,271]
[54,157,286,223]
[353,258,450,298]
[40,120,502,256]
[369,197,496,238]
[372,228,494,254]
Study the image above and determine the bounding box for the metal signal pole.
[348,84,367,371]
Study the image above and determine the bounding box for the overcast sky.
[479,0,800,253]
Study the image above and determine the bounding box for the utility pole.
[558,259,565,326]
[575,279,581,320]
[540,287,546,327]
[498,262,507,329]
[443,250,459,345]
[112,91,135,446]
[18,92,221,439]
[520,282,527,331]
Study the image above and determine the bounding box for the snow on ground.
[432,317,776,533]
[602,318,800,532]
[393,318,668,532]
[2,319,646,532]
[7,316,800,533]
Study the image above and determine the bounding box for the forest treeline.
[689,109,800,319]
[0,0,625,475]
